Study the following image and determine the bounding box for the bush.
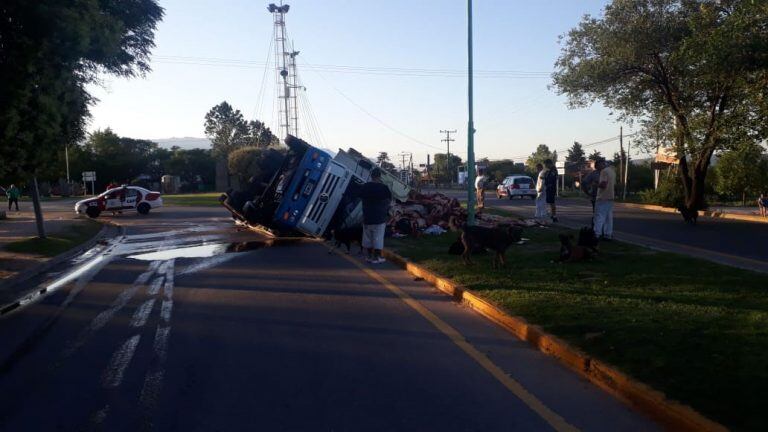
[639,174,685,207]
[228,147,285,186]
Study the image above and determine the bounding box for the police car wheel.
[137,203,151,215]
[86,206,101,218]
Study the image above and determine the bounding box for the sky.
[87,0,642,166]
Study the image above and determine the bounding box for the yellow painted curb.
[621,202,767,224]
[382,249,728,432]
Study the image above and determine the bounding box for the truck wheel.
[86,207,101,218]
[508,194,514,200]
[137,203,151,215]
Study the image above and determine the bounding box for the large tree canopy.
[0,0,164,179]
[553,0,768,213]
[204,102,278,159]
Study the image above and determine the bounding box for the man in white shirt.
[594,158,616,240]
[475,169,486,209]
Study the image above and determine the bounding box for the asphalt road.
[443,190,768,272]
[0,205,657,431]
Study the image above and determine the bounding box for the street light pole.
[466,0,476,225]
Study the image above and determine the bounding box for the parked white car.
[75,186,163,218]
[496,175,536,199]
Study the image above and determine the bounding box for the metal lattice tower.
[268,3,299,139]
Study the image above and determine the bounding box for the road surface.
[443,190,768,272]
[0,205,657,431]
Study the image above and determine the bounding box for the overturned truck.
[221,135,411,237]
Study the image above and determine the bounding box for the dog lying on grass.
[557,234,592,263]
[454,222,523,268]
[328,226,363,254]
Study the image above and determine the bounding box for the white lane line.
[163,260,174,300]
[62,260,161,358]
[160,300,173,323]
[139,325,171,408]
[147,275,164,295]
[130,298,156,328]
[139,259,175,409]
[101,335,141,388]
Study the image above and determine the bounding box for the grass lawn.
[388,213,768,431]
[4,220,102,257]
[162,192,222,207]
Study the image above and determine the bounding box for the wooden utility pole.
[618,126,624,198]
[440,129,456,185]
[623,139,630,200]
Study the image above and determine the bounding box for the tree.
[587,150,603,161]
[164,148,216,190]
[204,102,250,158]
[245,120,279,148]
[525,144,557,173]
[0,0,163,178]
[376,152,396,172]
[83,128,159,188]
[228,147,285,186]
[433,153,462,184]
[486,159,526,182]
[566,141,587,171]
[714,144,768,205]
[0,0,163,237]
[553,0,768,215]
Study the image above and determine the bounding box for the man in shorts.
[543,159,559,222]
[360,168,392,264]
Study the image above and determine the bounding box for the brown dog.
[459,223,522,268]
[557,234,591,262]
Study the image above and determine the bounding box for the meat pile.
[388,191,547,237]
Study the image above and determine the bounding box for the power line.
[152,55,550,79]
[298,57,444,152]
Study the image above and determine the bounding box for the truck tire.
[137,202,151,215]
[86,206,101,218]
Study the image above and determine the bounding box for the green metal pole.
[467,0,476,225]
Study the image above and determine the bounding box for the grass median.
[4,220,102,257]
[162,192,222,207]
[388,214,768,431]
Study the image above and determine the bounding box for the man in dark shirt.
[544,159,559,222]
[359,168,392,264]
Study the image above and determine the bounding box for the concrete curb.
[382,249,727,432]
[0,220,123,316]
[621,202,766,224]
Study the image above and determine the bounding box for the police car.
[75,186,163,218]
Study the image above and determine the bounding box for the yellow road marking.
[335,251,579,432]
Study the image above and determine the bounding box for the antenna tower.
[268,3,300,138]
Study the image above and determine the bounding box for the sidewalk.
[0,198,91,280]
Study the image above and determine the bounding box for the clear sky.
[87,0,641,165]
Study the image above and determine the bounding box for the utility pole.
[466,0,476,224]
[618,126,624,198]
[623,139,631,200]
[440,129,456,185]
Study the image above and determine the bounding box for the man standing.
[581,159,603,223]
[6,184,20,211]
[359,168,392,264]
[594,158,616,240]
[474,169,486,209]
[534,163,548,220]
[543,159,559,222]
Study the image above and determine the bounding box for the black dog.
[577,226,599,254]
[678,206,698,225]
[329,226,364,254]
[459,224,523,268]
